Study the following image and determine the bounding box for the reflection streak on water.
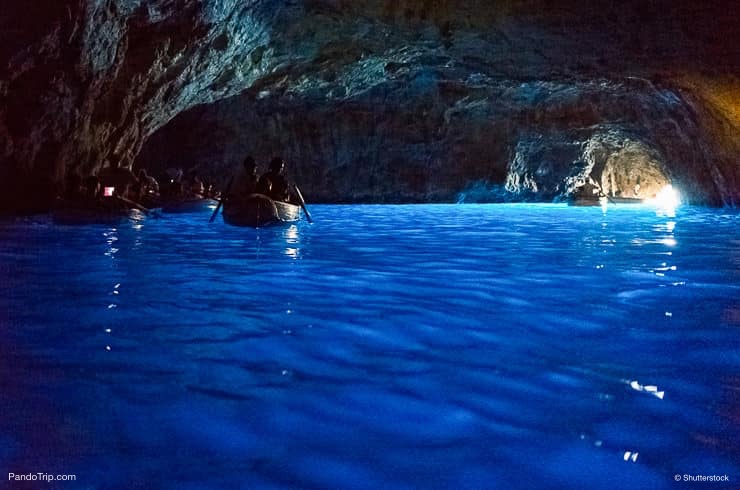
[103,227,121,354]
[283,224,300,259]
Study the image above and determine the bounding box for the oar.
[209,176,234,223]
[293,184,313,223]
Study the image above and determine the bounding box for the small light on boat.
[648,185,680,210]
[105,345,111,351]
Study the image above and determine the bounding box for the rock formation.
[1,0,290,212]
[2,1,739,211]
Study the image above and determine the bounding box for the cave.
[1,2,739,488]
[1,0,739,210]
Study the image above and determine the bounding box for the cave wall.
[2,0,739,210]
[138,78,733,204]
[137,1,740,205]
[0,0,293,212]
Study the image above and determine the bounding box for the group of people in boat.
[160,168,220,201]
[61,159,210,211]
[60,154,297,213]
[62,160,158,211]
[229,156,294,204]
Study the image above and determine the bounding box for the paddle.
[293,184,313,223]
[209,176,235,223]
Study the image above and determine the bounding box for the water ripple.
[0,204,738,488]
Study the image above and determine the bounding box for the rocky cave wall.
[1,0,294,212]
[2,0,739,211]
[136,0,740,205]
[138,75,740,205]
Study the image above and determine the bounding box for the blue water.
[1,204,738,489]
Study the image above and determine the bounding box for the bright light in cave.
[648,185,681,210]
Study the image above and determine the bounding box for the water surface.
[1,204,738,489]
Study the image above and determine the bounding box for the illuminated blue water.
[1,204,738,489]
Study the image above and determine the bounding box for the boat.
[222,194,300,227]
[52,200,147,225]
[161,197,218,213]
[567,194,644,206]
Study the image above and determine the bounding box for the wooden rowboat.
[223,194,300,227]
[567,195,644,206]
[52,200,147,225]
[161,198,218,213]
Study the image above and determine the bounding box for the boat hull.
[223,194,300,227]
[52,206,146,225]
[568,196,643,206]
[161,198,218,213]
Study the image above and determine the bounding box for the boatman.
[233,156,259,200]
[258,157,290,202]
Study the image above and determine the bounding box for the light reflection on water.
[0,204,738,489]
